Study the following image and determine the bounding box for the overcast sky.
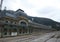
[1,0,60,22]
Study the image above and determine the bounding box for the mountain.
[27,16,60,30]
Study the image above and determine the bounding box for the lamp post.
[0,0,3,10]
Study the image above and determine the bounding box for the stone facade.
[0,9,54,38]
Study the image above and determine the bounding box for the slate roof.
[0,9,28,19]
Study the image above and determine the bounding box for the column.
[27,27,29,34]
[17,28,19,36]
[7,28,10,36]
[1,27,3,38]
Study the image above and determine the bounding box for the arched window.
[5,20,10,23]
[20,22,27,26]
[19,20,28,26]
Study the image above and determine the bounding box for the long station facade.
[0,9,54,38]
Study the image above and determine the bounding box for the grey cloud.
[20,0,34,8]
[37,7,56,14]
[2,0,15,9]
[36,7,60,22]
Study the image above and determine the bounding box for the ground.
[0,31,60,42]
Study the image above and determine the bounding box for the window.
[10,21,13,23]
[13,29,17,32]
[4,28,7,35]
[4,28,7,32]
[12,22,16,24]
[5,21,8,23]
[10,25,13,27]
[4,32,7,35]
[15,22,16,24]
[20,22,26,26]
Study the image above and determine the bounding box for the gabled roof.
[14,9,27,17]
[16,9,24,12]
